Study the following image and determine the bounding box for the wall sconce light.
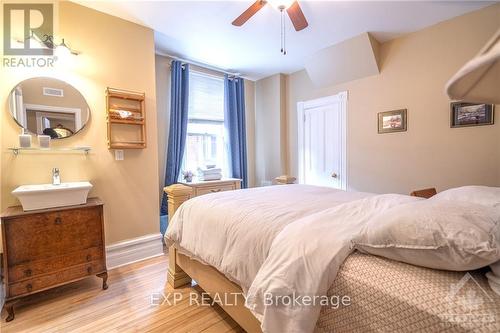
[16,31,80,56]
[55,38,80,59]
[43,35,80,56]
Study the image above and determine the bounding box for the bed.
[318,252,499,332]
[164,177,500,333]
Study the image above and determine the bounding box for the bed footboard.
[164,175,295,288]
[164,184,193,288]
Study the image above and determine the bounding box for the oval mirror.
[8,77,90,139]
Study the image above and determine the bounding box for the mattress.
[167,185,500,332]
[316,252,500,332]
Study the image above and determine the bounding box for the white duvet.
[165,185,420,333]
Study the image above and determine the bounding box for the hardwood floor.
[0,253,244,333]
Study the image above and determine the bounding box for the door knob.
[331,172,338,178]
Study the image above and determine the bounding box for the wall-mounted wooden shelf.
[108,119,145,125]
[106,87,146,149]
[108,142,146,149]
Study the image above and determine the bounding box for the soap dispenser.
[19,129,32,148]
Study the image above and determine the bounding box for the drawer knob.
[26,284,33,292]
[54,217,62,225]
[210,189,222,193]
[87,267,92,274]
[86,254,92,261]
[24,269,32,277]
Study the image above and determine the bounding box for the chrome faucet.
[52,168,61,185]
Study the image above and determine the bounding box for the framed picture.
[378,109,407,134]
[450,102,494,128]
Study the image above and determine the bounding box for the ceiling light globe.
[267,0,295,10]
[55,43,71,59]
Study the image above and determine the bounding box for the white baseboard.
[106,233,164,270]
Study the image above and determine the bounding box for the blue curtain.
[224,75,248,188]
[160,61,189,216]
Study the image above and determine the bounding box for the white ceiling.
[75,1,495,80]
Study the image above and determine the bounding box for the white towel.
[198,173,222,181]
[198,167,222,175]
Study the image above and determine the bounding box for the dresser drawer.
[4,206,103,265]
[195,185,236,197]
[8,261,105,298]
[8,247,104,283]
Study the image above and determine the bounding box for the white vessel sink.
[12,182,93,211]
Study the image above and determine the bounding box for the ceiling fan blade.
[286,1,308,31]
[232,1,267,26]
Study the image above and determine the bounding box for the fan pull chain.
[280,7,287,55]
[280,8,284,54]
[283,11,287,55]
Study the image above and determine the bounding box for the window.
[182,71,227,176]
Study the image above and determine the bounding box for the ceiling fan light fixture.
[267,0,295,10]
[232,0,308,54]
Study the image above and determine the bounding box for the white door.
[297,92,347,189]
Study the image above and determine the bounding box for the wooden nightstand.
[178,178,241,198]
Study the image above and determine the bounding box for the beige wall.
[155,54,257,189]
[1,2,160,248]
[245,79,257,188]
[255,74,287,186]
[286,4,500,194]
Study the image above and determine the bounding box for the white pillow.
[432,185,500,282]
[487,261,500,296]
[353,200,500,271]
[431,185,500,207]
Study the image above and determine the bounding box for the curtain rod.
[156,51,242,78]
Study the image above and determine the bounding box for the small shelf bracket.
[8,147,91,156]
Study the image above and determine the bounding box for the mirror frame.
[8,76,91,139]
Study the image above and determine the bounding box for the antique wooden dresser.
[1,197,108,321]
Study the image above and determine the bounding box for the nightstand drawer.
[195,185,236,196]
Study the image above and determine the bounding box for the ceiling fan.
[232,0,309,32]
[232,0,308,55]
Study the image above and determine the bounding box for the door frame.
[297,91,348,190]
[24,103,83,134]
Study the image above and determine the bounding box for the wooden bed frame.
[165,175,295,332]
[164,178,435,332]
